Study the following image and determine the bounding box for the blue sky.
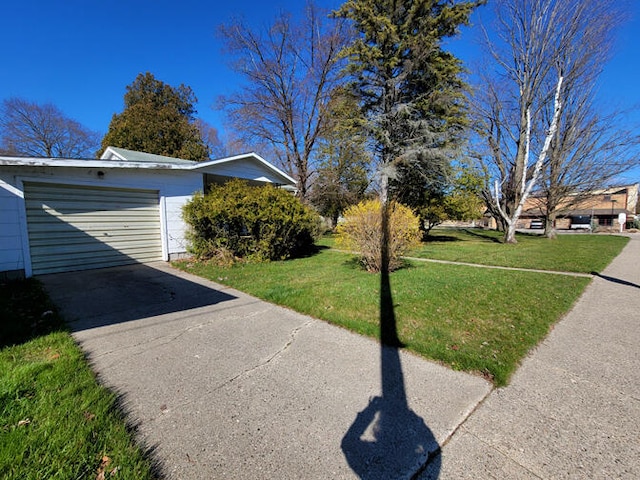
[1,0,638,182]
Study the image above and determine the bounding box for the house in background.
[0,147,296,279]
[518,183,639,230]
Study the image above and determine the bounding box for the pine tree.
[334,0,480,204]
[98,72,208,161]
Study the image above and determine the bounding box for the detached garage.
[0,147,296,279]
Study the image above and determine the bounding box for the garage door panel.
[31,255,159,275]
[29,238,163,256]
[29,233,161,249]
[31,247,162,269]
[24,182,163,275]
[25,220,161,233]
[27,229,161,244]
[26,205,159,217]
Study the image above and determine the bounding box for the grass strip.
[408,229,629,273]
[176,249,591,386]
[0,279,158,480]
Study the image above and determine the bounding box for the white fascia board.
[100,146,127,161]
[0,157,188,170]
[191,152,296,186]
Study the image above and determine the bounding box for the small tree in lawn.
[411,161,484,236]
[337,199,421,272]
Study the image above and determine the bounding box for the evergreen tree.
[334,0,480,204]
[98,72,208,161]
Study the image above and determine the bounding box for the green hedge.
[183,180,321,262]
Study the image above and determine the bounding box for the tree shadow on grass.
[102,388,166,479]
[0,280,166,479]
[341,203,441,479]
[0,278,67,349]
[422,234,462,243]
[291,243,331,259]
[462,228,504,244]
[341,255,415,273]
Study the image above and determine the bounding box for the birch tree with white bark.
[474,0,624,243]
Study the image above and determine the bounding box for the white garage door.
[24,182,163,275]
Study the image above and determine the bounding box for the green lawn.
[408,228,629,273]
[176,244,596,386]
[0,280,158,480]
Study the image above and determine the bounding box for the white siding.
[0,182,25,274]
[200,158,284,184]
[165,194,195,254]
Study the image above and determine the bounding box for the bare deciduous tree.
[535,1,638,237]
[0,97,99,158]
[537,102,639,237]
[474,0,631,243]
[194,118,227,159]
[218,2,350,199]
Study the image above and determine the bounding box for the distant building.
[519,183,639,231]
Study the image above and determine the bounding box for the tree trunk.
[545,213,557,239]
[504,222,518,244]
[331,212,339,230]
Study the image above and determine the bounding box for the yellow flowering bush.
[336,199,421,272]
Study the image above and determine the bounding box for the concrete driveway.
[40,262,491,479]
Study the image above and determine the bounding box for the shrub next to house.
[183,180,321,262]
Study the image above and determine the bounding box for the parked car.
[570,215,592,230]
[530,219,544,229]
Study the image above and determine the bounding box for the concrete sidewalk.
[420,234,640,479]
[40,262,491,479]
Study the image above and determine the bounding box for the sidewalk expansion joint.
[461,430,545,479]
[410,383,495,479]
[439,384,495,450]
[410,445,442,480]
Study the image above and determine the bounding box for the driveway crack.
[148,319,315,421]
[94,307,273,366]
[216,319,314,389]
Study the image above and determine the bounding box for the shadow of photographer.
[341,202,441,479]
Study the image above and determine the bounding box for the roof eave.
[191,152,296,186]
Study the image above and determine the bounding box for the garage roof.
[0,146,297,190]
